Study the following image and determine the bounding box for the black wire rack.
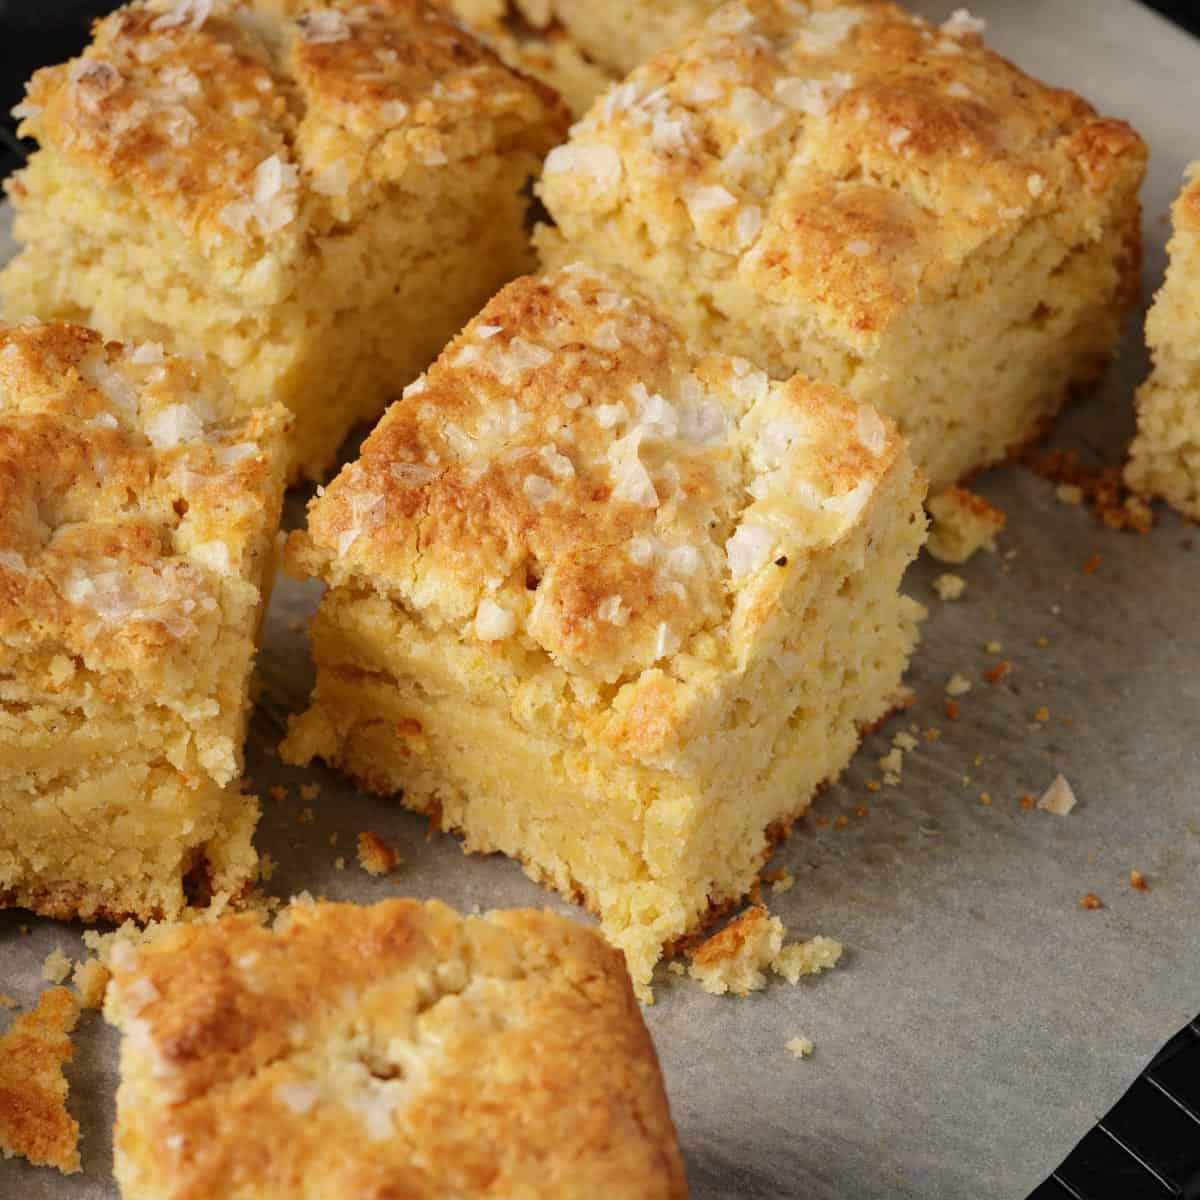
[1030,1017,1200,1199]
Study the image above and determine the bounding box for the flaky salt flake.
[475,323,502,340]
[855,406,888,456]
[686,185,738,221]
[597,595,630,626]
[726,523,775,580]
[275,1081,321,1115]
[311,160,351,197]
[523,474,555,508]
[475,599,516,641]
[145,403,204,449]
[296,9,351,43]
[1037,774,1077,816]
[941,8,986,36]
[1027,173,1047,198]
[543,143,623,193]
[847,239,872,257]
[130,341,165,366]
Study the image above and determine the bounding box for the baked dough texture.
[281,266,927,996]
[1126,166,1200,517]
[104,897,687,1199]
[0,321,287,922]
[0,0,567,482]
[536,0,1147,493]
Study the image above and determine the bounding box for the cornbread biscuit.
[536,0,1147,493]
[1,0,567,482]
[282,265,926,996]
[0,321,287,921]
[104,898,687,1199]
[1126,166,1200,517]
[0,987,81,1174]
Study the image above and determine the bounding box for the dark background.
[1,1,1197,180]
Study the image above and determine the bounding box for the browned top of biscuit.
[288,265,907,685]
[0,986,81,1174]
[105,898,687,1199]
[538,0,1146,349]
[11,0,567,249]
[0,321,287,677]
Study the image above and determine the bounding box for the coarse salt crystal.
[543,143,623,193]
[945,81,973,99]
[145,404,204,449]
[730,88,783,136]
[539,445,575,479]
[275,1081,321,1115]
[597,595,629,626]
[475,323,502,340]
[312,160,351,197]
[855,406,888,456]
[523,475,555,508]
[475,599,516,641]
[686,185,738,221]
[593,402,627,429]
[794,7,864,54]
[888,127,911,150]
[822,479,873,522]
[736,206,763,247]
[191,540,231,574]
[847,239,872,257]
[1027,173,1046,198]
[389,462,437,487]
[726,523,775,580]
[608,430,658,508]
[402,377,427,399]
[654,622,680,659]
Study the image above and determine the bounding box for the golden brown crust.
[106,899,687,1199]
[0,987,81,1173]
[537,0,1147,349]
[287,265,906,685]
[0,320,288,682]
[11,0,568,246]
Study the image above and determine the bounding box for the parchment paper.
[3,2,1200,1195]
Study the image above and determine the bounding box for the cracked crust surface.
[0,321,288,691]
[287,264,906,692]
[538,0,1145,353]
[11,0,566,248]
[0,987,81,1174]
[105,898,687,1200]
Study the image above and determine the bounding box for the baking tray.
[3,1,1200,1196]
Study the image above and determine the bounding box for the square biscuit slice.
[281,265,927,996]
[104,898,687,1199]
[1126,166,1200,517]
[1,0,567,483]
[0,321,288,922]
[536,0,1147,494]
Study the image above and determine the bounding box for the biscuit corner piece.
[104,898,687,1199]
[0,320,287,922]
[536,0,1147,494]
[1126,165,1200,517]
[282,265,927,996]
[1,0,568,482]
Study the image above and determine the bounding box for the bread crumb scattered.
[927,486,1006,563]
[1020,447,1154,533]
[334,856,346,870]
[356,831,401,876]
[667,961,686,976]
[763,868,795,895]
[1129,869,1150,892]
[0,987,81,1173]
[893,732,919,752]
[296,807,316,825]
[943,699,960,720]
[299,782,321,802]
[71,959,110,1010]
[945,674,972,696]
[1079,892,1104,910]
[1033,705,1050,722]
[1081,553,1102,574]
[786,1036,814,1059]
[879,747,904,785]
[984,640,1003,654]
[983,660,1011,684]
[979,792,992,806]
[1056,483,1084,506]
[1037,774,1077,816]
[40,949,72,985]
[1020,793,1036,810]
[268,785,288,802]
[688,907,842,996]
[933,572,966,600]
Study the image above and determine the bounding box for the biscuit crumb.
[984,640,1003,654]
[927,487,1006,563]
[268,785,288,802]
[688,907,842,996]
[1033,705,1050,722]
[983,660,1011,684]
[299,783,321,802]
[944,700,960,721]
[945,674,972,696]
[893,732,919,752]
[0,987,81,1173]
[1079,892,1104,910]
[1055,483,1084,506]
[356,831,401,876]
[1081,553,1102,574]
[933,572,966,600]
[1020,793,1036,810]
[1020,448,1154,533]
[763,868,795,894]
[334,856,346,871]
[978,792,992,806]
[71,959,110,1010]
[1129,870,1150,892]
[879,747,904,785]
[40,949,72,985]
[1037,774,1077,816]
[667,961,686,976]
[786,1036,814,1059]
[296,807,315,826]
